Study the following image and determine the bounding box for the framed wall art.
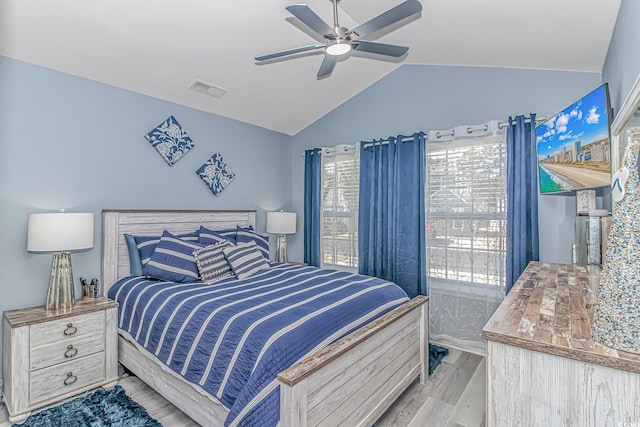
[196,153,235,196]
[145,115,195,166]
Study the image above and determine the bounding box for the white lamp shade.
[27,212,94,252]
[266,211,297,235]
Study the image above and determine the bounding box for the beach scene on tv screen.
[536,85,611,193]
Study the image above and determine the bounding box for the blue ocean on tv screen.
[536,84,611,193]
[539,166,563,193]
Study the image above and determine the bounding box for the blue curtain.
[358,132,427,298]
[506,115,540,293]
[304,148,322,266]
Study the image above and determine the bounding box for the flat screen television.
[536,83,612,194]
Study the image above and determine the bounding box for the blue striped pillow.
[133,231,199,267]
[194,241,235,284]
[198,226,238,246]
[143,231,205,283]
[235,226,269,260]
[223,241,270,280]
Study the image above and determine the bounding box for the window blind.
[426,135,507,286]
[321,149,359,269]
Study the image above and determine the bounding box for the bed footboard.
[118,335,229,426]
[278,296,429,427]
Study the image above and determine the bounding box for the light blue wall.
[603,0,640,113]
[0,56,292,376]
[289,65,602,264]
[0,53,618,378]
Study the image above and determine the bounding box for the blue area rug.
[429,343,449,375]
[14,385,162,427]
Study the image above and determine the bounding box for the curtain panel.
[506,115,540,293]
[358,132,427,298]
[425,120,506,355]
[304,148,322,266]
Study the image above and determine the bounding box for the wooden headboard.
[101,209,257,295]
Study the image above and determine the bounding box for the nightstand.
[2,297,118,423]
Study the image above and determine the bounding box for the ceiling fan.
[255,0,423,79]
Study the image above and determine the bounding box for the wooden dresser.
[3,297,119,423]
[482,262,640,426]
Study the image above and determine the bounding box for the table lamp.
[266,211,296,263]
[27,211,94,311]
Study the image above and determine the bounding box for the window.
[321,147,359,269]
[426,136,507,286]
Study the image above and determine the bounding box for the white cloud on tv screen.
[569,106,583,120]
[556,113,570,133]
[586,107,600,124]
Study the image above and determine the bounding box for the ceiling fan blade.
[255,44,325,61]
[286,4,338,39]
[317,55,337,78]
[350,0,422,39]
[354,41,409,57]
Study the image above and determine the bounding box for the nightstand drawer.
[31,333,105,371]
[30,352,105,405]
[30,311,104,347]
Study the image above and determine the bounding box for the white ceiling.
[0,0,621,136]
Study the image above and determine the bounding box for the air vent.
[189,79,228,99]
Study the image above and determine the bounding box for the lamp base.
[275,234,288,263]
[46,252,76,311]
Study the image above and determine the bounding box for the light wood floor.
[377,349,486,427]
[0,349,485,427]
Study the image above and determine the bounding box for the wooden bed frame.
[102,209,429,427]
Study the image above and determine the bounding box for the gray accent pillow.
[194,241,235,284]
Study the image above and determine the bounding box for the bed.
[102,209,429,427]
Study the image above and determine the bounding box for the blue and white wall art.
[197,153,236,196]
[145,115,195,166]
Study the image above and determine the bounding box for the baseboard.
[430,335,486,357]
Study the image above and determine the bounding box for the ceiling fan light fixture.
[256,0,423,77]
[326,39,352,56]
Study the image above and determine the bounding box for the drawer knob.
[63,323,77,336]
[64,372,77,386]
[64,345,78,358]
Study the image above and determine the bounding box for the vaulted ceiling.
[0,0,621,135]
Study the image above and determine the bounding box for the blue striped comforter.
[108,263,408,427]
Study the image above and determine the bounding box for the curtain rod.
[321,145,357,156]
[362,134,420,149]
[363,117,548,145]
[304,144,357,157]
[362,140,389,149]
[304,115,551,156]
[497,115,551,130]
[431,123,496,140]
[302,139,394,156]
